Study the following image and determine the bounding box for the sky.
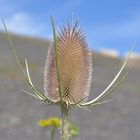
[0,0,140,56]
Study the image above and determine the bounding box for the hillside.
[0,32,140,140]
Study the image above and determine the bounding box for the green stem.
[51,17,69,140]
[61,104,69,140]
[51,127,56,140]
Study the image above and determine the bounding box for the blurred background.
[0,0,140,140]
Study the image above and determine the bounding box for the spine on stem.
[61,104,69,140]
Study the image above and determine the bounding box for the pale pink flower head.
[44,21,92,105]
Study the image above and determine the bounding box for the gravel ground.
[0,32,140,140]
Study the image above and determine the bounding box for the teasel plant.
[2,17,132,140]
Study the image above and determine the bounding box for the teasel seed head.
[3,17,131,108]
[44,21,93,105]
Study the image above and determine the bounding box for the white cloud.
[0,0,82,38]
[1,12,48,37]
[99,48,119,58]
[124,52,140,59]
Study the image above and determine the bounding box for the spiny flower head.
[3,17,131,109]
[44,21,93,105]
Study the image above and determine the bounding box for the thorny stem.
[61,103,69,140]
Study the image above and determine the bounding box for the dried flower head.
[44,21,92,105]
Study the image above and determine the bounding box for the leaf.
[81,47,132,106]
[2,19,52,103]
[69,124,79,137]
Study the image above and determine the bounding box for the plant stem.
[51,127,56,140]
[61,104,69,140]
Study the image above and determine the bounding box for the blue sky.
[0,0,140,56]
